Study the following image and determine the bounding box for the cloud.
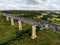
[0,0,60,10]
[25,0,39,5]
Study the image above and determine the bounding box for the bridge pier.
[11,18,14,25]
[6,17,9,21]
[31,25,37,39]
[18,20,22,30]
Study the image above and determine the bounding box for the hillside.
[0,13,60,45]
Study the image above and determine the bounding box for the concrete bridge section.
[3,13,60,39]
[3,13,38,39]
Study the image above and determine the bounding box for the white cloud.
[0,3,4,6]
[0,0,60,10]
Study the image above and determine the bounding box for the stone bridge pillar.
[18,20,22,30]
[11,18,14,25]
[6,17,9,21]
[31,25,37,39]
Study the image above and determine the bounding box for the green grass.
[0,15,18,43]
[53,18,60,21]
[0,14,31,44]
[8,30,60,45]
[0,14,60,45]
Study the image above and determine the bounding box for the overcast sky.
[0,0,60,10]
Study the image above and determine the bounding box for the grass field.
[0,14,60,45]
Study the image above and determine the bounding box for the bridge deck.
[3,13,60,27]
[3,13,41,26]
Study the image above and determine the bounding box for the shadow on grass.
[0,28,31,45]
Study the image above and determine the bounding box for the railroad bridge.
[3,13,60,39]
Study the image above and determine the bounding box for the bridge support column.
[11,18,14,25]
[31,25,37,39]
[6,17,9,21]
[18,20,22,30]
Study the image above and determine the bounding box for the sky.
[0,0,60,10]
